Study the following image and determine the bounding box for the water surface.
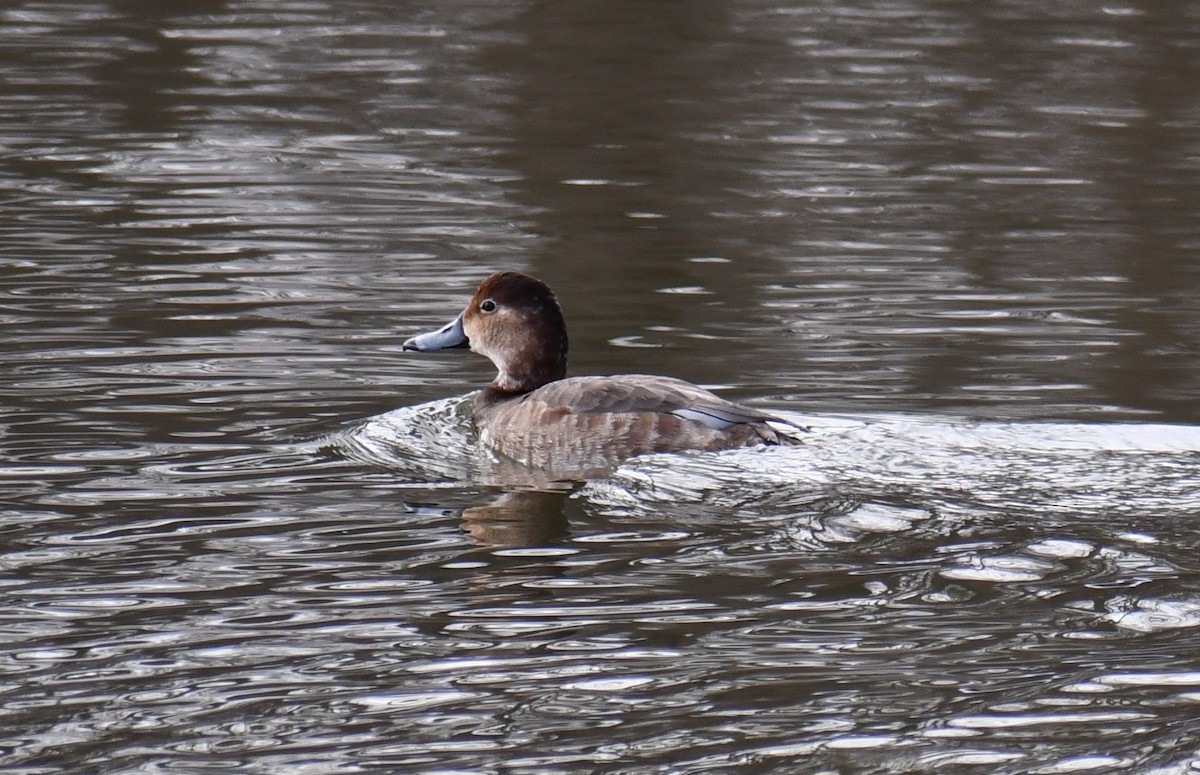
[3,1,1200,772]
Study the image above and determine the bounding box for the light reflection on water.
[3,0,1200,772]
[5,398,1200,771]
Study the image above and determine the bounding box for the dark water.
[4,1,1200,772]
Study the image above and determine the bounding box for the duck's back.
[472,374,794,472]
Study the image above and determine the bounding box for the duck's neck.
[491,355,566,394]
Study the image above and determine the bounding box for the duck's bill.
[402,314,469,351]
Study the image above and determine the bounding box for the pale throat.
[491,363,529,392]
[480,343,565,393]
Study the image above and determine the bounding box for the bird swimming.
[403,271,799,473]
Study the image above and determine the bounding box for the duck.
[402,271,799,472]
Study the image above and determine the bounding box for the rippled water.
[4,1,1200,773]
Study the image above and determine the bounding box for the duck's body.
[473,374,789,470]
[402,271,797,472]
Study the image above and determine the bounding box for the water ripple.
[5,0,1200,772]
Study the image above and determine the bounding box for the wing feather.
[531,375,785,430]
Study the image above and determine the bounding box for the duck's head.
[403,271,569,394]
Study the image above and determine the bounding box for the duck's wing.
[475,375,803,471]
[533,375,798,432]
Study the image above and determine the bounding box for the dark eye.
[480,299,497,313]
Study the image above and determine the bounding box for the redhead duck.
[402,271,798,472]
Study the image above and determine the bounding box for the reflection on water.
[3,0,1200,772]
[461,489,571,547]
[5,408,1200,773]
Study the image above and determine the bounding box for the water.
[3,0,1200,772]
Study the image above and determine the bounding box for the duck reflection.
[460,487,571,547]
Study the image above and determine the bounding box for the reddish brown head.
[403,271,569,394]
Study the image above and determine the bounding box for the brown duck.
[403,271,799,472]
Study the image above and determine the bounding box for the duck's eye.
[480,299,497,313]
